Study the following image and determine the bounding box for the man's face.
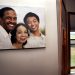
[26,16,39,32]
[2,10,17,32]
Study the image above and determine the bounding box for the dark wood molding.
[61,12,70,75]
[68,12,75,15]
[62,0,67,12]
[62,12,75,75]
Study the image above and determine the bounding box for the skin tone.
[13,25,28,48]
[27,16,41,36]
[0,18,2,25]
[2,10,17,33]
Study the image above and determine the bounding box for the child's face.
[16,25,28,44]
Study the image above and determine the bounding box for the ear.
[0,18,3,25]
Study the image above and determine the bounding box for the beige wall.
[0,0,60,75]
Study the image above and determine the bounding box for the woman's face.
[16,25,28,44]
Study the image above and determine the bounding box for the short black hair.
[23,12,40,25]
[0,7,15,18]
[11,23,29,48]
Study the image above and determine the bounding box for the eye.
[5,17,11,20]
[17,31,22,34]
[33,20,37,22]
[13,17,17,20]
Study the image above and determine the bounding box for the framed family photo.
[0,5,46,50]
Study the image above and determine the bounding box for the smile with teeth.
[9,24,14,27]
[20,38,26,41]
[32,26,36,29]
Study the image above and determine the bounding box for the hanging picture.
[0,5,46,49]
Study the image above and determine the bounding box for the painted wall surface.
[0,0,60,75]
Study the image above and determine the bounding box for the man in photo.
[23,12,45,48]
[0,7,17,49]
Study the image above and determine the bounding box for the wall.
[0,0,60,75]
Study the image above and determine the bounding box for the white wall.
[0,0,60,75]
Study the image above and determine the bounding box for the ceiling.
[63,0,75,31]
[63,0,75,12]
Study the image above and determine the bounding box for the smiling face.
[16,25,28,44]
[27,16,39,32]
[2,10,17,33]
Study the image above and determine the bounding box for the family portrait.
[0,5,46,49]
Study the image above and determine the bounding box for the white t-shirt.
[0,25,13,49]
[24,33,46,48]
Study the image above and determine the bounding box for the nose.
[21,33,28,37]
[30,22,35,26]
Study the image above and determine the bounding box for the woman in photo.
[11,23,29,49]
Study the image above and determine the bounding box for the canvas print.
[0,5,46,49]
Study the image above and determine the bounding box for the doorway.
[61,0,75,75]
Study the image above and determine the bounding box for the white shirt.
[24,33,46,48]
[0,25,13,49]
